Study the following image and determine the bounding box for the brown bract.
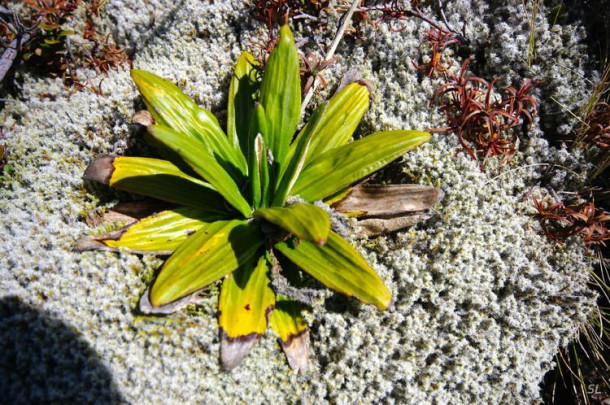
[132,110,155,127]
[220,330,261,371]
[332,184,443,217]
[332,183,443,236]
[82,154,115,184]
[278,328,309,373]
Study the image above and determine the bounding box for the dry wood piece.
[332,183,443,236]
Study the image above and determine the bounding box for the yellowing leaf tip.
[356,79,375,95]
[130,69,144,82]
[417,131,432,142]
[238,51,257,65]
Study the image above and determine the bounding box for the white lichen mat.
[0,0,597,403]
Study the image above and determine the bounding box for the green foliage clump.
[78,24,429,371]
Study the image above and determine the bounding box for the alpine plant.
[77,25,430,371]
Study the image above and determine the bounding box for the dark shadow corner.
[0,296,125,404]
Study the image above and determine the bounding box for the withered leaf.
[332,184,443,218]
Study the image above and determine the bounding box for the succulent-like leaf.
[254,203,330,245]
[228,52,260,157]
[150,219,263,307]
[273,103,326,207]
[291,130,430,202]
[83,155,227,212]
[219,255,275,370]
[275,231,392,310]
[259,24,301,171]
[101,208,219,254]
[131,69,247,177]
[148,125,253,218]
[291,82,370,167]
[270,295,309,373]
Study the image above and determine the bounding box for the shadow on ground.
[0,296,124,404]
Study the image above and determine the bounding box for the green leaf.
[270,295,308,342]
[275,231,392,310]
[150,219,263,307]
[273,103,326,207]
[248,103,269,158]
[248,104,270,209]
[270,295,309,373]
[38,21,59,30]
[254,203,329,245]
[259,24,301,172]
[83,155,226,212]
[292,130,430,202]
[249,134,267,209]
[247,104,274,208]
[218,255,274,337]
[138,131,198,176]
[148,125,253,218]
[95,207,220,254]
[291,82,370,167]
[228,52,260,158]
[260,147,273,208]
[219,255,275,369]
[131,69,247,178]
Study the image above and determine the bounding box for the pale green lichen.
[0,0,599,403]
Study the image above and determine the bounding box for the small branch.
[437,0,456,33]
[293,12,319,21]
[0,31,31,83]
[486,163,583,184]
[0,9,40,83]
[300,0,361,115]
[351,2,466,41]
[408,5,447,33]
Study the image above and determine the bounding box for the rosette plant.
[77,24,430,371]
